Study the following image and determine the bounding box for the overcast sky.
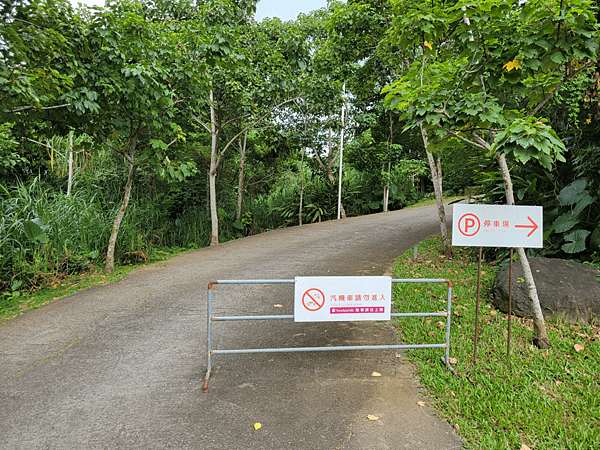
[71,1,330,21]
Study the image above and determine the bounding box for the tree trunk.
[383,161,391,212]
[299,149,305,226]
[382,162,388,212]
[337,83,346,220]
[67,131,73,197]
[420,123,451,255]
[209,88,219,246]
[236,130,248,222]
[209,163,218,246]
[384,113,393,213]
[105,157,137,274]
[498,153,550,348]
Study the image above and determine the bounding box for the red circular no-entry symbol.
[458,213,481,237]
[302,288,325,311]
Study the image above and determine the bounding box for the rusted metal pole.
[507,249,514,363]
[474,247,482,364]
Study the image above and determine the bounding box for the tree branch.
[186,109,211,133]
[1,103,71,114]
[528,60,596,118]
[436,124,490,151]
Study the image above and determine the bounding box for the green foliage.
[491,117,567,170]
[0,123,28,178]
[383,0,599,168]
[550,179,599,255]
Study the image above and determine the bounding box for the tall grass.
[0,178,111,291]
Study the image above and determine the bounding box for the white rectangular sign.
[452,204,543,248]
[294,276,391,322]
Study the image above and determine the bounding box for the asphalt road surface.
[1,204,463,449]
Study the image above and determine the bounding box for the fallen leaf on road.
[42,301,50,306]
[274,304,283,308]
[395,353,402,358]
[254,423,261,431]
[371,372,382,377]
[367,415,379,421]
[417,401,426,407]
[574,343,585,353]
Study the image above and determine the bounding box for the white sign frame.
[452,204,543,248]
[294,276,391,322]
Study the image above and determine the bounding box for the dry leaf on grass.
[371,372,382,377]
[367,415,379,421]
[574,343,585,352]
[449,357,458,365]
[520,445,531,450]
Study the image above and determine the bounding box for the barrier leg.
[203,287,213,393]
[445,284,452,365]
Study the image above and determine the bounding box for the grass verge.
[408,194,465,208]
[0,246,190,324]
[391,235,600,450]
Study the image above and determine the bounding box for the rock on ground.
[492,257,600,325]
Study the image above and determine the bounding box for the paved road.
[0,205,462,449]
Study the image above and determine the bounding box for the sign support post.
[507,249,514,364]
[474,247,482,363]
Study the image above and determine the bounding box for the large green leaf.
[572,192,596,216]
[23,219,48,244]
[561,229,591,254]
[552,212,580,233]
[557,179,588,206]
[590,226,600,249]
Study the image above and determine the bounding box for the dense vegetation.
[2,0,600,307]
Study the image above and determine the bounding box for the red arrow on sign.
[515,216,539,237]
